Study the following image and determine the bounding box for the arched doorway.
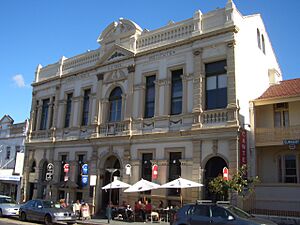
[101,155,121,209]
[204,156,227,201]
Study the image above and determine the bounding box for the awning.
[0,169,21,181]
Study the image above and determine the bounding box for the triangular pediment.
[97,44,135,65]
[0,115,14,126]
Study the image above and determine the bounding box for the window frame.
[81,89,91,126]
[205,60,227,110]
[170,68,183,115]
[108,87,123,122]
[274,103,289,128]
[278,153,298,184]
[40,98,50,130]
[144,75,156,118]
[64,92,73,128]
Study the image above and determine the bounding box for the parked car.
[0,195,20,217]
[172,201,277,225]
[19,199,76,225]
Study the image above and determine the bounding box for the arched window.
[257,29,261,49]
[109,87,122,122]
[262,34,266,54]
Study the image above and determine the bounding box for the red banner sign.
[223,167,229,181]
[152,164,158,180]
[239,129,247,166]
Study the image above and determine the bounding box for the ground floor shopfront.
[0,169,22,202]
[254,144,300,215]
[23,128,241,214]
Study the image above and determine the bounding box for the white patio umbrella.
[124,178,160,192]
[159,177,204,206]
[102,176,131,190]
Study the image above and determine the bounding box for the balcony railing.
[255,125,300,145]
[99,121,130,136]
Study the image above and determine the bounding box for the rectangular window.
[171,69,183,115]
[49,97,55,128]
[205,60,227,110]
[168,152,181,196]
[64,93,73,128]
[274,103,289,128]
[6,147,11,159]
[40,98,50,130]
[33,100,39,131]
[82,89,91,126]
[144,75,156,118]
[284,155,297,183]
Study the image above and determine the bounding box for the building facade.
[0,115,28,202]
[251,78,300,215]
[23,0,281,213]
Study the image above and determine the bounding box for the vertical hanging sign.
[152,164,158,180]
[239,129,247,167]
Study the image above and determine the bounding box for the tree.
[208,165,259,201]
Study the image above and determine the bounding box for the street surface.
[0,217,44,225]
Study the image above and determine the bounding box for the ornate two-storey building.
[23,0,281,213]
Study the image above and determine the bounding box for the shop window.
[81,89,91,126]
[205,60,227,110]
[109,87,122,122]
[144,75,156,118]
[168,152,181,196]
[274,103,289,128]
[40,98,50,130]
[64,93,73,128]
[41,161,48,182]
[171,69,183,115]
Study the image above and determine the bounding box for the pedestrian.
[72,200,81,219]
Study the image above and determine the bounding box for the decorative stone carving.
[127,64,135,73]
[108,52,125,61]
[103,69,127,84]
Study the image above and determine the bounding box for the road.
[0,217,44,225]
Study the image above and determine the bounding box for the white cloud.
[12,74,26,88]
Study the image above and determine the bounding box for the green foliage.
[208,165,259,199]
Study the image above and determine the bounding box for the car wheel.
[0,209,3,217]
[20,212,27,221]
[44,214,53,225]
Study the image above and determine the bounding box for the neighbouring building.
[251,78,300,216]
[0,115,28,202]
[23,0,282,214]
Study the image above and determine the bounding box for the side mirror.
[228,215,234,221]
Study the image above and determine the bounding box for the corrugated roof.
[257,78,300,100]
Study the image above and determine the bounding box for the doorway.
[204,156,227,201]
[101,155,121,209]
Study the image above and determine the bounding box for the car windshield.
[226,206,253,219]
[42,201,56,208]
[0,197,17,204]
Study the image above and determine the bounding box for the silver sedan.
[0,195,20,217]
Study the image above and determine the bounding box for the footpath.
[75,215,300,225]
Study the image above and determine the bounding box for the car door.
[210,205,232,225]
[25,200,37,221]
[35,200,45,222]
[189,205,211,225]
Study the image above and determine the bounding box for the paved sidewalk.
[76,218,169,225]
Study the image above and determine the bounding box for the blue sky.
[0,0,299,123]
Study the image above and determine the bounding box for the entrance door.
[101,156,121,209]
[204,157,227,201]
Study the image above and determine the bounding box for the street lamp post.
[106,168,118,224]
